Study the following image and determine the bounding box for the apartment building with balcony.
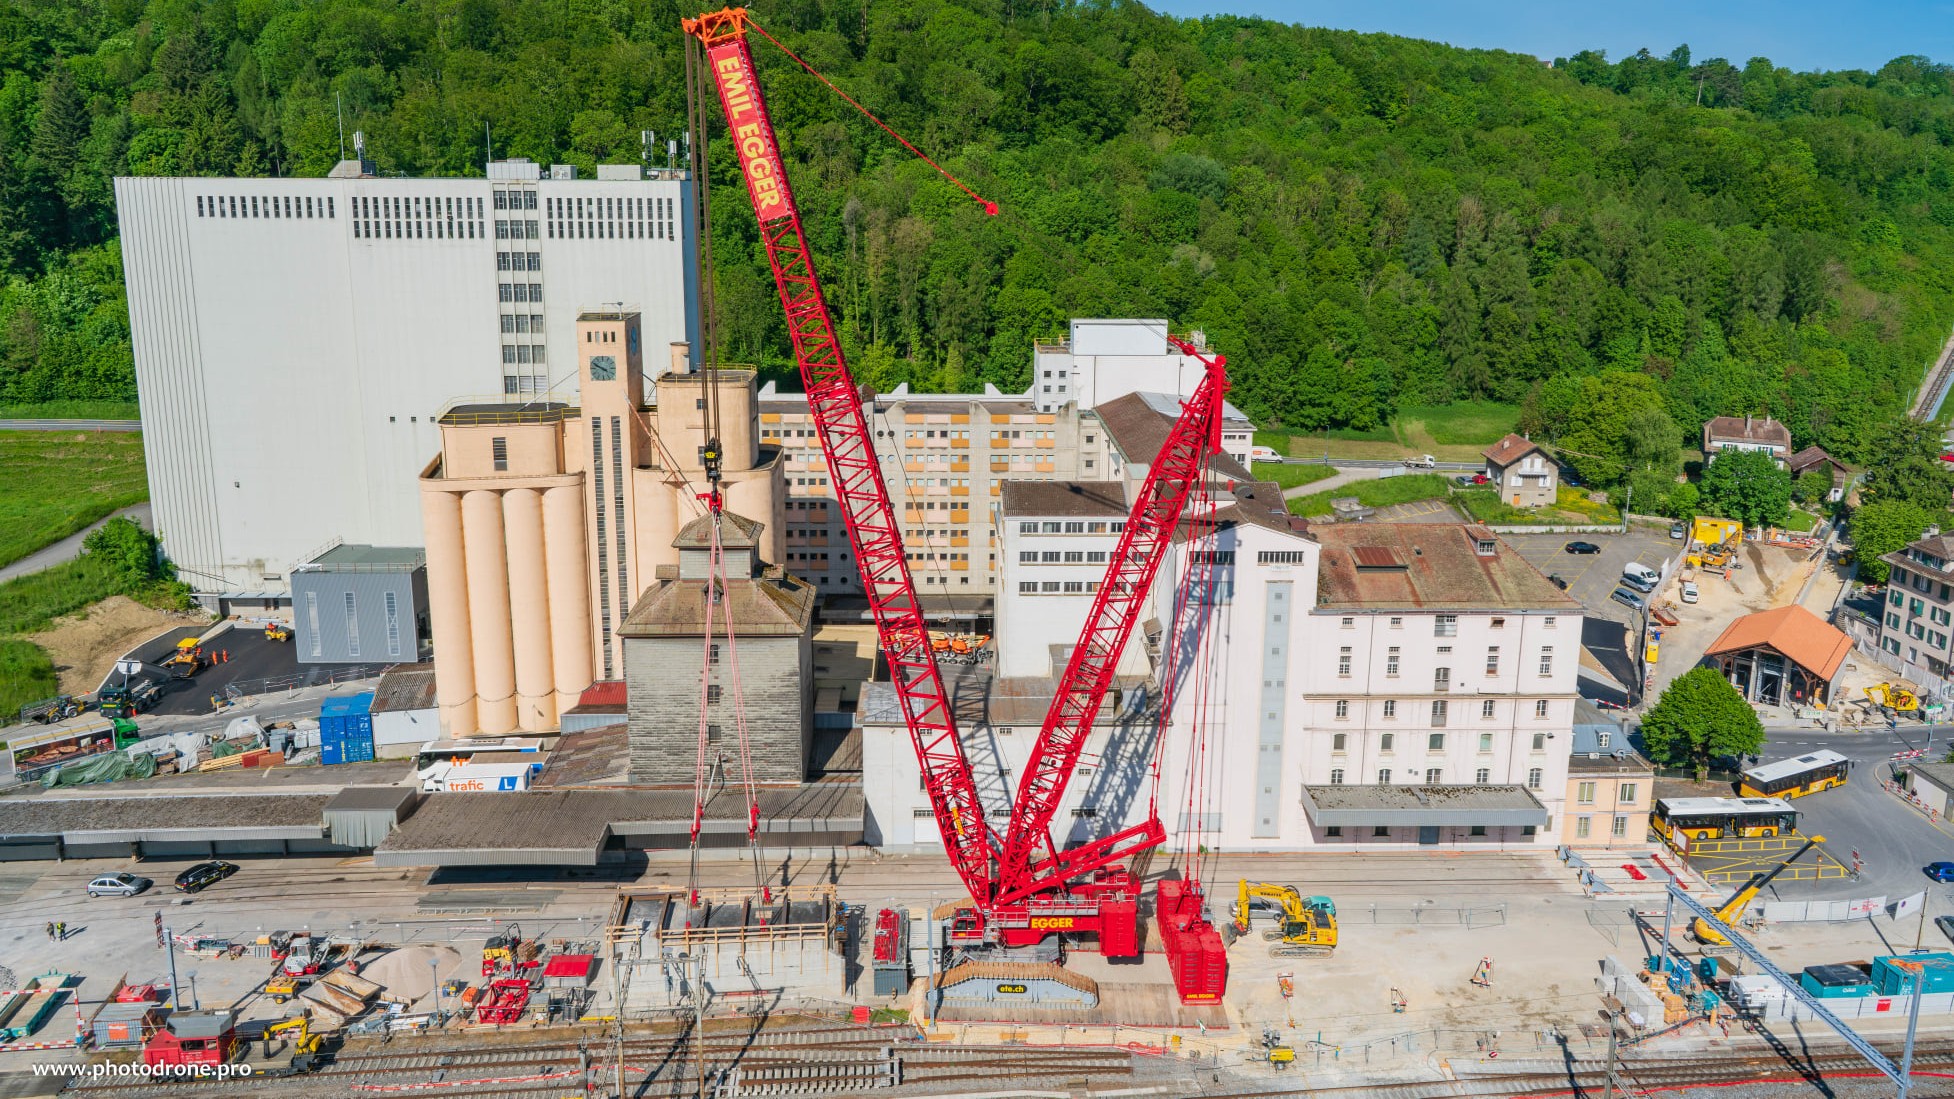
[1877,531,1954,688]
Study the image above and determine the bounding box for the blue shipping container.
[319,693,376,766]
[1872,953,1954,996]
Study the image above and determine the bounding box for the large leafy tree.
[1640,667,1765,781]
[1859,418,1954,514]
[1851,499,1934,584]
[1698,450,1792,528]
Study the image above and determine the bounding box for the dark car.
[1925,862,1954,883]
[1564,541,1602,555]
[173,861,239,894]
[1547,573,1569,590]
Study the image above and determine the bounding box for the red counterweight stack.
[1155,880,1226,1003]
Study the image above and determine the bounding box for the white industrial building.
[859,386,1582,852]
[115,157,697,607]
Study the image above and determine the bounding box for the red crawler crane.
[682,9,1231,982]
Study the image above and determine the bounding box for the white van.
[1621,562,1661,592]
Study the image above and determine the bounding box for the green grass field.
[0,639,57,721]
[0,400,141,420]
[1249,462,1337,490]
[0,556,124,636]
[1288,473,1453,517]
[1264,401,1519,461]
[1456,484,1621,525]
[0,431,149,569]
[1394,401,1521,447]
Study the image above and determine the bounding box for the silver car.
[86,872,152,897]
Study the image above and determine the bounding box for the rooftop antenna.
[641,130,656,164]
[668,139,678,172]
[485,122,492,164]
[353,130,366,162]
[336,93,345,161]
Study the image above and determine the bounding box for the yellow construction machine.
[160,638,204,679]
[1690,835,1825,947]
[264,622,291,643]
[1234,881,1338,957]
[262,1014,322,1057]
[1867,683,1920,712]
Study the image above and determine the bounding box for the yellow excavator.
[262,1014,323,1057]
[1234,881,1338,957]
[1690,835,1825,947]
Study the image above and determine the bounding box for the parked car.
[173,861,239,894]
[1250,445,1281,462]
[87,872,152,898]
[1454,474,1476,486]
[1610,588,1647,612]
[1547,573,1569,590]
[1680,580,1699,604]
[1937,915,1954,945]
[1670,523,1685,540]
[1925,862,1954,883]
[1564,541,1602,555]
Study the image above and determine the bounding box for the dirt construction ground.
[23,594,206,696]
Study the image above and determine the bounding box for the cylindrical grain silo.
[502,488,557,732]
[638,477,680,583]
[543,484,594,712]
[420,488,477,736]
[461,489,518,735]
[724,471,781,562]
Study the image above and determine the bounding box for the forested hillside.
[3,0,1954,488]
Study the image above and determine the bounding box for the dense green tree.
[1859,418,1954,514]
[1639,666,1766,781]
[1698,450,1792,528]
[1851,499,1934,584]
[1,0,1954,429]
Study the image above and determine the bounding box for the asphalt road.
[0,419,139,432]
[1737,725,1954,907]
[115,624,382,716]
[0,503,151,584]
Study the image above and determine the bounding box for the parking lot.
[118,625,384,716]
[1500,528,1680,628]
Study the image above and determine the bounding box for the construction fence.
[1756,897,1889,924]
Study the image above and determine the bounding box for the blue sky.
[1142,0,1954,74]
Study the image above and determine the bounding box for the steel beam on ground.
[1663,881,1901,1087]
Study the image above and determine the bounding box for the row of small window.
[908,551,967,562]
[1019,580,1104,594]
[198,194,336,219]
[1340,614,1536,632]
[792,477,830,487]
[1019,521,1126,535]
[1892,568,1954,602]
[498,251,542,272]
[1327,766,1544,788]
[1574,781,1639,805]
[502,374,550,395]
[1020,550,1109,565]
[1892,589,1954,626]
[1337,645,1553,677]
[1332,699,1556,722]
[1572,816,1634,839]
[500,284,544,303]
[500,315,545,334]
[1324,824,1538,838]
[501,345,547,365]
[786,552,831,563]
[1333,729,1555,754]
[354,196,481,239]
[543,195,678,242]
[910,499,970,509]
[493,220,541,240]
[1895,617,1950,648]
[918,575,974,585]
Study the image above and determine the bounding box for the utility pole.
[693,953,707,1099]
[1900,961,1926,1099]
[1602,1008,1621,1099]
[612,933,625,1099]
[166,927,181,1011]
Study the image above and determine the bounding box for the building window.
[491,436,508,471]
[1332,733,1347,751]
[1538,646,1554,676]
[1018,581,1036,593]
[1491,617,1505,630]
[1478,732,1493,752]
[1576,816,1592,839]
[343,591,360,658]
[1481,699,1496,719]
[1527,767,1543,789]
[708,644,721,665]
[1544,616,1556,629]
[1382,700,1396,719]
[1376,770,1391,785]
[1389,616,1402,629]
[1373,825,1391,837]
[1619,782,1637,804]
[1326,826,1343,837]
[1425,767,1442,784]
[1577,781,1596,804]
[1380,733,1394,752]
[305,592,321,659]
[1340,616,1354,629]
[1475,767,1490,784]
[1535,699,1550,718]
[1386,647,1400,676]
[1430,700,1447,726]
[1532,732,1546,751]
[1612,815,1629,838]
[1338,647,1352,676]
[1334,700,1349,719]
[1469,824,1487,837]
[1435,614,1458,637]
[706,684,723,704]
[384,591,400,657]
[1329,768,1344,785]
[1485,647,1500,675]
[1428,732,1445,751]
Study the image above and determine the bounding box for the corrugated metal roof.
[1352,546,1403,569]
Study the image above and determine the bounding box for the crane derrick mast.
[682,8,1230,965]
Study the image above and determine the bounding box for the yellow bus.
[1739,750,1851,800]
[1652,797,1798,845]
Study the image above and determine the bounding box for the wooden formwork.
[605,884,839,981]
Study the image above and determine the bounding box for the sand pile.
[357,945,467,1005]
